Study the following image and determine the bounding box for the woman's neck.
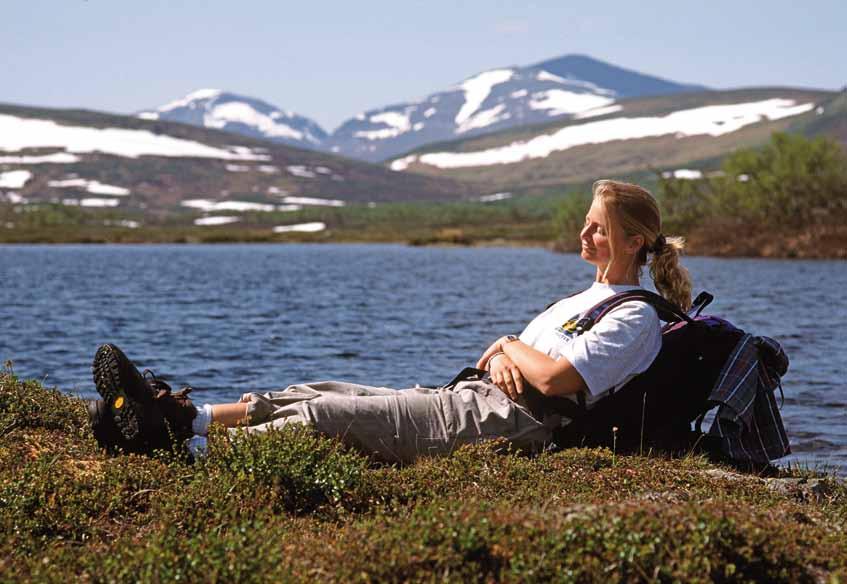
[595,265,640,286]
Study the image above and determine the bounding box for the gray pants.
[242,380,557,463]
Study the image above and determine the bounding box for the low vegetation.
[0,194,560,246]
[2,368,846,582]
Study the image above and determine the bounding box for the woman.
[88,180,692,461]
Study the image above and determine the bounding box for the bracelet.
[486,351,505,371]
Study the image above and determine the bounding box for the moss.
[1,371,845,582]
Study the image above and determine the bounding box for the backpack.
[525,290,784,462]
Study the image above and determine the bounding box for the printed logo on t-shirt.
[553,313,582,341]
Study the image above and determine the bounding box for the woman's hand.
[488,353,525,401]
[475,336,513,370]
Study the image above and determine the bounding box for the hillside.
[0,103,481,222]
[388,88,837,191]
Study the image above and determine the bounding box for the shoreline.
[1,235,845,260]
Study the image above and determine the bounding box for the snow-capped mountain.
[137,89,328,151]
[325,54,706,162]
[139,55,705,162]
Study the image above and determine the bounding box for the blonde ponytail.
[648,235,692,311]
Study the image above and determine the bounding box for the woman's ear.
[626,234,645,255]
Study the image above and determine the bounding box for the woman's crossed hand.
[476,336,512,371]
[475,337,525,401]
[488,353,525,401]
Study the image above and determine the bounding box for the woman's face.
[579,198,613,268]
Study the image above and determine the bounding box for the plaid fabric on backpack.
[532,290,791,467]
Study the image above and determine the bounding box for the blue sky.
[2,0,844,131]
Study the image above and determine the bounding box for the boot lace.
[143,369,193,401]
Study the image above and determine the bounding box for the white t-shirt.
[519,282,662,406]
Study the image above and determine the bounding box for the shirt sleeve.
[557,301,662,397]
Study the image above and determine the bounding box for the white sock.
[191,404,214,436]
[186,435,208,458]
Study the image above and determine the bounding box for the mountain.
[0,103,479,220]
[140,55,705,163]
[529,54,706,99]
[324,54,705,162]
[136,89,329,151]
[385,88,837,191]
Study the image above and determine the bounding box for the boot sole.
[92,344,147,442]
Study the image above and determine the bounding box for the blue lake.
[2,243,845,474]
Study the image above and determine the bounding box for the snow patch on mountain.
[457,104,511,134]
[194,216,240,226]
[355,110,414,140]
[535,70,566,84]
[182,199,276,212]
[0,170,33,189]
[528,90,615,116]
[62,197,121,207]
[48,177,130,195]
[455,68,515,126]
[392,99,816,169]
[573,104,623,119]
[0,152,80,164]
[205,102,310,141]
[273,222,326,233]
[160,89,223,112]
[662,169,704,180]
[0,114,269,161]
[286,165,316,178]
[281,196,345,207]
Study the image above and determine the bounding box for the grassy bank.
[2,370,846,582]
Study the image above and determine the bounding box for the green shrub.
[658,132,847,229]
[0,365,88,435]
[199,424,369,513]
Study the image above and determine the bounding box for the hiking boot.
[143,368,197,445]
[87,398,147,454]
[92,343,197,454]
[92,344,150,441]
[87,398,126,453]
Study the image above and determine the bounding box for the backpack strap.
[577,290,703,400]
[689,291,714,318]
[572,289,694,334]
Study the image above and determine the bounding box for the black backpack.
[524,290,747,455]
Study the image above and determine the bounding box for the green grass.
[1,369,846,582]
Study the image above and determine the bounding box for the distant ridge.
[139,54,708,163]
[528,54,707,98]
[137,90,328,152]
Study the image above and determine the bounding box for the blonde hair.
[592,179,692,310]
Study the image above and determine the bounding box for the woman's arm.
[500,341,587,396]
[477,335,587,397]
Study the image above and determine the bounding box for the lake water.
[2,244,845,474]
